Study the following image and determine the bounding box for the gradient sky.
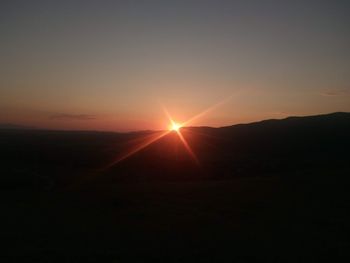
[1,0,350,131]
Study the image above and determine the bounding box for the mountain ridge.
[2,112,349,133]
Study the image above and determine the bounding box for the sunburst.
[170,121,182,132]
[104,96,232,169]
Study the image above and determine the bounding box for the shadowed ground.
[2,175,350,262]
[1,113,350,262]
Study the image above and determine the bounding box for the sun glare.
[170,122,181,132]
[106,97,232,168]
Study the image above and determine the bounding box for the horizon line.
[0,111,348,134]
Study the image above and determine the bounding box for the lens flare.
[170,121,182,132]
[104,96,232,169]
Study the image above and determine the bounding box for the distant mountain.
[1,112,349,188]
[102,112,350,181]
[0,123,36,130]
[220,111,350,131]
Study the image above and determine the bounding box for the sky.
[1,0,350,131]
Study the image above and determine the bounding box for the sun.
[170,122,182,132]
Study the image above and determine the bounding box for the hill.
[2,112,350,262]
[103,112,350,182]
[1,112,349,188]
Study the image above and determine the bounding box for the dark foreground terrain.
[1,112,350,262]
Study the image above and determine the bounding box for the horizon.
[2,2,350,261]
[1,111,348,133]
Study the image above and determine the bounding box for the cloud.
[49,114,97,121]
[320,88,349,97]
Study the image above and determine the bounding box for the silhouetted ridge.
[1,112,349,187]
[102,112,350,182]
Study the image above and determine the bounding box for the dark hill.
[1,112,349,188]
[101,112,350,182]
[2,112,350,262]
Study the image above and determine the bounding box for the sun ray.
[104,95,232,169]
[162,106,173,123]
[182,95,233,127]
[176,130,199,164]
[104,130,171,169]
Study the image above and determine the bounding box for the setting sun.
[170,122,182,132]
